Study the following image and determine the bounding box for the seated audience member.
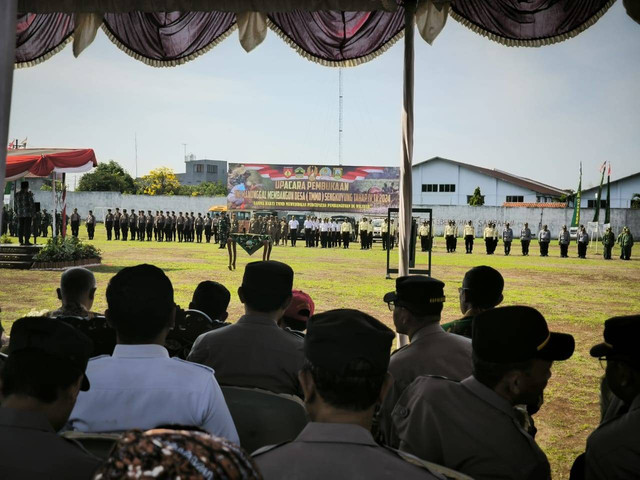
[188,261,304,396]
[441,265,504,338]
[68,264,238,442]
[0,317,101,479]
[393,306,575,480]
[378,276,472,445]
[189,280,232,327]
[94,428,261,480]
[47,267,99,319]
[582,315,640,479]
[278,289,315,335]
[253,309,444,479]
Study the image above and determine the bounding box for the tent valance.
[15,0,626,68]
[5,148,98,181]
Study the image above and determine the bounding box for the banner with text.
[227,164,399,214]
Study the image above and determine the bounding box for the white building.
[579,172,640,209]
[412,157,567,207]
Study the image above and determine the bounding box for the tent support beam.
[397,0,416,348]
[0,0,18,234]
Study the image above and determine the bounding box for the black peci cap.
[383,276,445,315]
[9,317,94,390]
[473,306,574,363]
[590,315,640,359]
[305,309,394,375]
[242,260,293,297]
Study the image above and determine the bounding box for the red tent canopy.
[5,147,97,181]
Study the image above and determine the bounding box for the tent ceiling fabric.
[15,0,632,69]
[5,148,98,181]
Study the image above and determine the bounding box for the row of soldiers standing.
[418,220,634,260]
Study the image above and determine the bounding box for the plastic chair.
[221,386,308,453]
[61,431,122,460]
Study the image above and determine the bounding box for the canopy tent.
[1,0,638,316]
[209,205,228,212]
[6,147,97,181]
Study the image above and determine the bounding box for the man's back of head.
[460,266,504,315]
[106,264,174,344]
[57,267,97,309]
[239,261,294,315]
[190,281,231,322]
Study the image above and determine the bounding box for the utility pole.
[338,67,343,166]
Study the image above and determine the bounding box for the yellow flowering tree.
[138,167,181,195]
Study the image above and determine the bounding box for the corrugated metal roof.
[413,157,567,197]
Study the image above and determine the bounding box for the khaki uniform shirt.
[378,323,472,446]
[418,225,430,236]
[0,408,101,480]
[359,221,369,233]
[463,225,474,236]
[444,225,454,236]
[585,395,640,480]
[341,221,352,233]
[483,227,495,239]
[188,314,304,397]
[253,422,442,480]
[393,376,551,480]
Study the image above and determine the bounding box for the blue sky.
[9,2,639,191]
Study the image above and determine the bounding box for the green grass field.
[1,228,638,477]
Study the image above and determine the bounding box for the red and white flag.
[607,162,611,176]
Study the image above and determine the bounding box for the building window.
[207,165,217,174]
[587,200,607,208]
[438,184,455,193]
[195,164,204,173]
[421,184,438,192]
[506,196,524,203]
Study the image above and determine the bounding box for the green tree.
[77,160,136,193]
[178,181,228,196]
[137,167,181,196]
[559,189,575,204]
[631,193,640,209]
[468,187,485,206]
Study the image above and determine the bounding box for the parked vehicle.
[371,218,385,242]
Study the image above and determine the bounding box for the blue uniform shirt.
[68,344,238,443]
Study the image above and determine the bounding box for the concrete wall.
[410,204,640,239]
[31,190,225,222]
[580,173,640,209]
[412,159,554,207]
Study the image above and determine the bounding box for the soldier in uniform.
[281,218,289,246]
[341,219,353,249]
[176,212,185,242]
[41,209,51,237]
[128,209,137,242]
[253,308,445,480]
[218,212,230,249]
[463,221,474,254]
[120,209,129,241]
[195,213,204,243]
[0,317,101,479]
[165,212,174,242]
[145,210,154,241]
[137,210,146,241]
[617,226,633,260]
[70,208,81,238]
[31,205,42,245]
[381,218,390,250]
[212,213,219,243]
[230,213,239,234]
[204,213,213,243]
[444,221,454,253]
[379,276,472,446]
[483,222,494,255]
[577,224,589,258]
[538,224,551,256]
[14,181,34,245]
[520,222,532,256]
[105,208,114,240]
[393,306,575,480]
[171,211,178,241]
[602,226,615,260]
[559,224,570,258]
[157,211,165,242]
[502,222,513,256]
[188,261,304,396]
[152,210,160,241]
[441,266,504,339]
[113,208,121,240]
[359,217,368,250]
[581,315,640,478]
[85,210,96,240]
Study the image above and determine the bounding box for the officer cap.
[9,317,93,390]
[590,315,640,359]
[473,306,574,363]
[305,309,394,375]
[383,276,445,315]
[242,260,293,297]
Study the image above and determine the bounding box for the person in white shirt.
[311,217,319,248]
[304,216,313,247]
[68,264,238,443]
[288,216,299,247]
[319,218,329,248]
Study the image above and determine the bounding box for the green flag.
[593,162,606,222]
[604,162,611,224]
[571,163,582,228]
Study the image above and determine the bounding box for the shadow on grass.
[89,265,185,274]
